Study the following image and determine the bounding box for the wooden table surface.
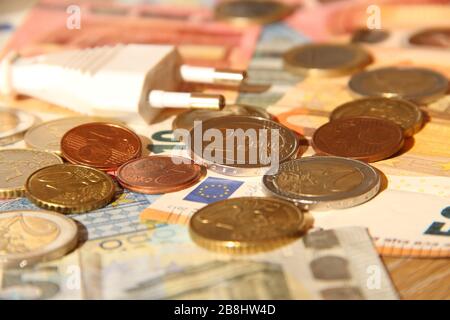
[383,257,450,300]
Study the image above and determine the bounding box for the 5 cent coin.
[312,117,404,162]
[61,122,142,171]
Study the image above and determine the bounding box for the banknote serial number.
[174,304,276,317]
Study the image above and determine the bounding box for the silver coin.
[0,107,36,146]
[263,156,380,210]
[189,115,299,176]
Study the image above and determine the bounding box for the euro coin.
[312,117,404,163]
[330,97,423,137]
[0,149,63,199]
[409,28,450,49]
[172,104,272,132]
[61,122,142,171]
[351,28,389,44]
[0,107,35,146]
[263,156,380,210]
[189,197,309,254]
[348,67,449,104]
[283,43,372,77]
[25,116,121,154]
[189,115,299,176]
[25,164,115,214]
[215,0,293,25]
[0,210,78,268]
[117,156,205,194]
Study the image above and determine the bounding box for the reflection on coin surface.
[189,197,307,254]
[173,104,272,131]
[351,28,389,44]
[0,107,35,146]
[283,43,372,77]
[117,156,205,194]
[189,115,299,176]
[61,122,142,171]
[215,0,293,25]
[0,210,78,268]
[348,67,449,104]
[330,98,423,137]
[409,28,450,48]
[25,164,115,214]
[0,149,63,199]
[25,116,119,154]
[312,117,404,162]
[263,156,380,210]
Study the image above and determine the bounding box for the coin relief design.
[0,210,78,268]
[0,150,64,199]
[312,117,404,163]
[189,197,307,253]
[117,156,204,194]
[0,111,19,133]
[25,164,115,213]
[348,67,449,104]
[330,98,423,137]
[0,108,36,146]
[263,157,380,210]
[61,122,142,171]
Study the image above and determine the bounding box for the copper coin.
[312,117,404,163]
[116,156,205,194]
[409,28,450,49]
[61,122,142,171]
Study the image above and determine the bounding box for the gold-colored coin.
[0,107,36,146]
[25,164,115,214]
[0,210,78,268]
[189,197,310,254]
[215,0,294,25]
[0,149,63,199]
[172,104,272,132]
[348,66,449,104]
[330,98,423,137]
[24,116,121,154]
[283,43,372,77]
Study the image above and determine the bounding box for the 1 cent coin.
[0,210,78,268]
[348,67,449,104]
[189,197,310,254]
[61,122,142,171]
[330,97,423,137]
[117,156,205,194]
[25,164,115,214]
[312,117,404,162]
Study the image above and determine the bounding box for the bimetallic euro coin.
[189,197,310,254]
[0,210,78,268]
[263,156,380,210]
[117,156,205,194]
[215,0,293,25]
[283,43,372,77]
[409,28,450,49]
[312,117,404,163]
[172,104,272,132]
[189,115,299,176]
[0,107,35,146]
[25,164,115,214]
[25,116,120,154]
[348,67,449,104]
[0,149,63,199]
[330,97,423,137]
